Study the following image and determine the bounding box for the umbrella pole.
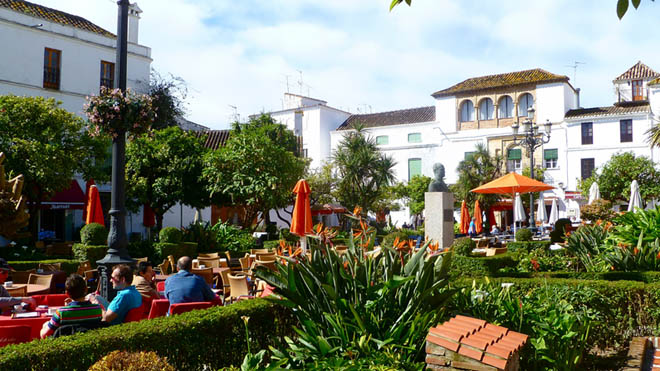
[300,236,307,254]
[512,193,516,236]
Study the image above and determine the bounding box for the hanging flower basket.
[85,87,156,138]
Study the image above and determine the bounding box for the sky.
[31,0,660,130]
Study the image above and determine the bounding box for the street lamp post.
[510,107,552,229]
[96,0,134,301]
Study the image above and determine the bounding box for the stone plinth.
[425,192,454,249]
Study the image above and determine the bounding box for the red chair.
[141,296,154,319]
[0,325,32,347]
[157,281,165,292]
[169,302,213,316]
[148,299,170,319]
[31,294,68,307]
[124,303,145,323]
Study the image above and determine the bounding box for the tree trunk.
[156,213,164,232]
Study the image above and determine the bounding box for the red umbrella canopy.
[143,204,155,228]
[82,179,96,221]
[460,200,470,234]
[290,179,312,237]
[474,200,483,234]
[85,185,105,226]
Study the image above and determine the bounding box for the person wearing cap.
[0,258,36,309]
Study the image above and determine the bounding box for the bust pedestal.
[424,192,454,249]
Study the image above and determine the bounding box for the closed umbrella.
[291,179,313,252]
[588,182,600,205]
[193,209,202,223]
[82,179,96,222]
[549,198,559,225]
[536,193,547,224]
[143,204,155,228]
[85,185,104,226]
[459,200,470,234]
[628,180,642,213]
[513,193,526,234]
[473,200,483,234]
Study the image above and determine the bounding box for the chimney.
[575,88,581,109]
[128,3,142,44]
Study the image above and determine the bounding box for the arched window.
[498,96,513,118]
[479,98,494,120]
[460,100,474,122]
[518,93,533,117]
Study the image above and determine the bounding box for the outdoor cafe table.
[0,307,61,340]
[7,284,51,296]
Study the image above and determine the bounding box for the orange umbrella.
[474,200,483,234]
[290,179,312,237]
[459,200,470,234]
[85,185,104,226]
[82,179,95,221]
[471,172,554,195]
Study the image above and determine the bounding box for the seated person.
[40,274,102,338]
[90,264,141,325]
[490,224,501,235]
[165,256,215,306]
[0,258,36,310]
[133,261,159,299]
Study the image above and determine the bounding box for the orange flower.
[393,237,400,248]
[343,261,349,269]
[611,265,615,270]
[634,248,639,255]
[353,206,362,216]
[279,240,287,249]
[656,252,660,260]
[315,223,323,234]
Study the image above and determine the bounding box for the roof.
[197,130,231,150]
[336,106,435,130]
[426,315,529,370]
[613,61,659,81]
[0,0,115,38]
[649,77,660,86]
[565,101,650,119]
[432,68,569,98]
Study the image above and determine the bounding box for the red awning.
[311,204,348,216]
[40,180,86,210]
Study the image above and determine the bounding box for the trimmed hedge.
[154,242,197,262]
[7,259,80,274]
[72,244,107,264]
[263,240,280,251]
[450,253,519,277]
[159,227,183,244]
[506,241,551,252]
[493,270,660,283]
[80,223,107,245]
[0,299,295,370]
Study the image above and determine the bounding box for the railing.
[43,67,59,89]
[100,78,113,89]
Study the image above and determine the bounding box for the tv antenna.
[296,70,303,95]
[228,104,239,122]
[564,61,586,84]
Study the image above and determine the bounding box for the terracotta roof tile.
[614,61,660,81]
[432,68,569,98]
[453,315,488,328]
[197,130,231,150]
[565,101,650,119]
[427,333,459,352]
[336,106,434,130]
[0,0,115,38]
[485,343,513,359]
[482,354,508,370]
[650,77,660,85]
[457,344,483,361]
[430,325,467,342]
[461,336,490,350]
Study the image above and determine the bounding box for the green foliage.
[73,244,107,264]
[332,123,396,215]
[515,228,533,242]
[159,227,183,244]
[580,199,616,223]
[127,240,155,262]
[89,350,175,371]
[0,299,295,371]
[204,115,306,230]
[86,87,156,138]
[451,143,502,213]
[263,240,281,251]
[579,152,660,203]
[256,224,455,366]
[506,241,552,252]
[153,242,197,262]
[550,218,572,243]
[147,70,188,131]
[451,237,476,256]
[7,259,80,274]
[565,224,610,272]
[450,253,519,278]
[80,223,108,245]
[516,248,579,273]
[381,230,418,249]
[306,161,337,206]
[182,221,217,252]
[212,221,256,252]
[126,126,208,229]
[393,175,432,215]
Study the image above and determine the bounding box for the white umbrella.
[588,182,600,205]
[513,193,526,234]
[536,193,548,223]
[193,209,202,223]
[549,198,559,225]
[628,180,643,213]
[646,199,658,210]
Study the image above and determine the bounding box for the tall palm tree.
[452,143,503,213]
[648,122,660,148]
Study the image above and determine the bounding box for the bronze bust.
[428,163,449,192]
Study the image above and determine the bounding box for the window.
[581,122,593,145]
[517,93,533,117]
[581,158,595,180]
[498,96,513,118]
[408,158,421,181]
[302,148,308,158]
[620,119,633,142]
[460,100,474,122]
[479,98,494,120]
[544,149,558,169]
[376,136,389,145]
[507,148,522,171]
[408,133,422,143]
[632,80,644,101]
[43,48,61,90]
[464,152,476,160]
[100,61,114,89]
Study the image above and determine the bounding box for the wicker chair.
[157,259,170,275]
[197,257,220,269]
[28,273,53,289]
[227,273,253,303]
[38,263,61,271]
[168,255,177,273]
[11,269,35,284]
[191,267,215,286]
[198,253,219,259]
[5,285,27,297]
[238,254,251,274]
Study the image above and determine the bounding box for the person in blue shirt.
[468,217,477,237]
[165,256,215,307]
[90,264,141,325]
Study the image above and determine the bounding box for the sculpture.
[428,163,449,192]
[0,152,29,239]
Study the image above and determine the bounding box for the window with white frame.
[460,100,474,122]
[498,96,513,118]
[517,93,533,117]
[376,135,389,145]
[479,98,494,120]
[408,133,422,143]
[408,158,422,181]
[544,149,558,169]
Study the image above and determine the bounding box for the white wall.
[435,96,457,133]
[536,82,576,124]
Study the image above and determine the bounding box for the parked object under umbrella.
[459,200,470,235]
[549,198,559,225]
[588,182,600,205]
[85,185,105,226]
[628,180,643,213]
[536,193,548,224]
[291,179,313,253]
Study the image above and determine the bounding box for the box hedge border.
[7,259,80,274]
[0,299,295,371]
[154,242,197,262]
[450,252,519,278]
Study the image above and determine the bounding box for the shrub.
[89,350,175,371]
[153,242,197,262]
[7,259,80,274]
[279,228,299,244]
[182,221,217,252]
[550,218,572,243]
[450,253,519,278]
[80,223,108,245]
[159,227,182,244]
[73,243,107,264]
[506,241,551,252]
[127,240,155,262]
[451,237,476,256]
[212,221,255,252]
[0,299,295,370]
[565,224,610,272]
[516,248,580,273]
[263,240,281,251]
[580,199,616,223]
[515,228,533,241]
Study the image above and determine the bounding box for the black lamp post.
[96,0,134,301]
[510,107,552,228]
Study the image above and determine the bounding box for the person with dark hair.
[90,264,141,324]
[40,274,102,338]
[164,256,215,307]
[133,261,159,299]
[0,258,35,310]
